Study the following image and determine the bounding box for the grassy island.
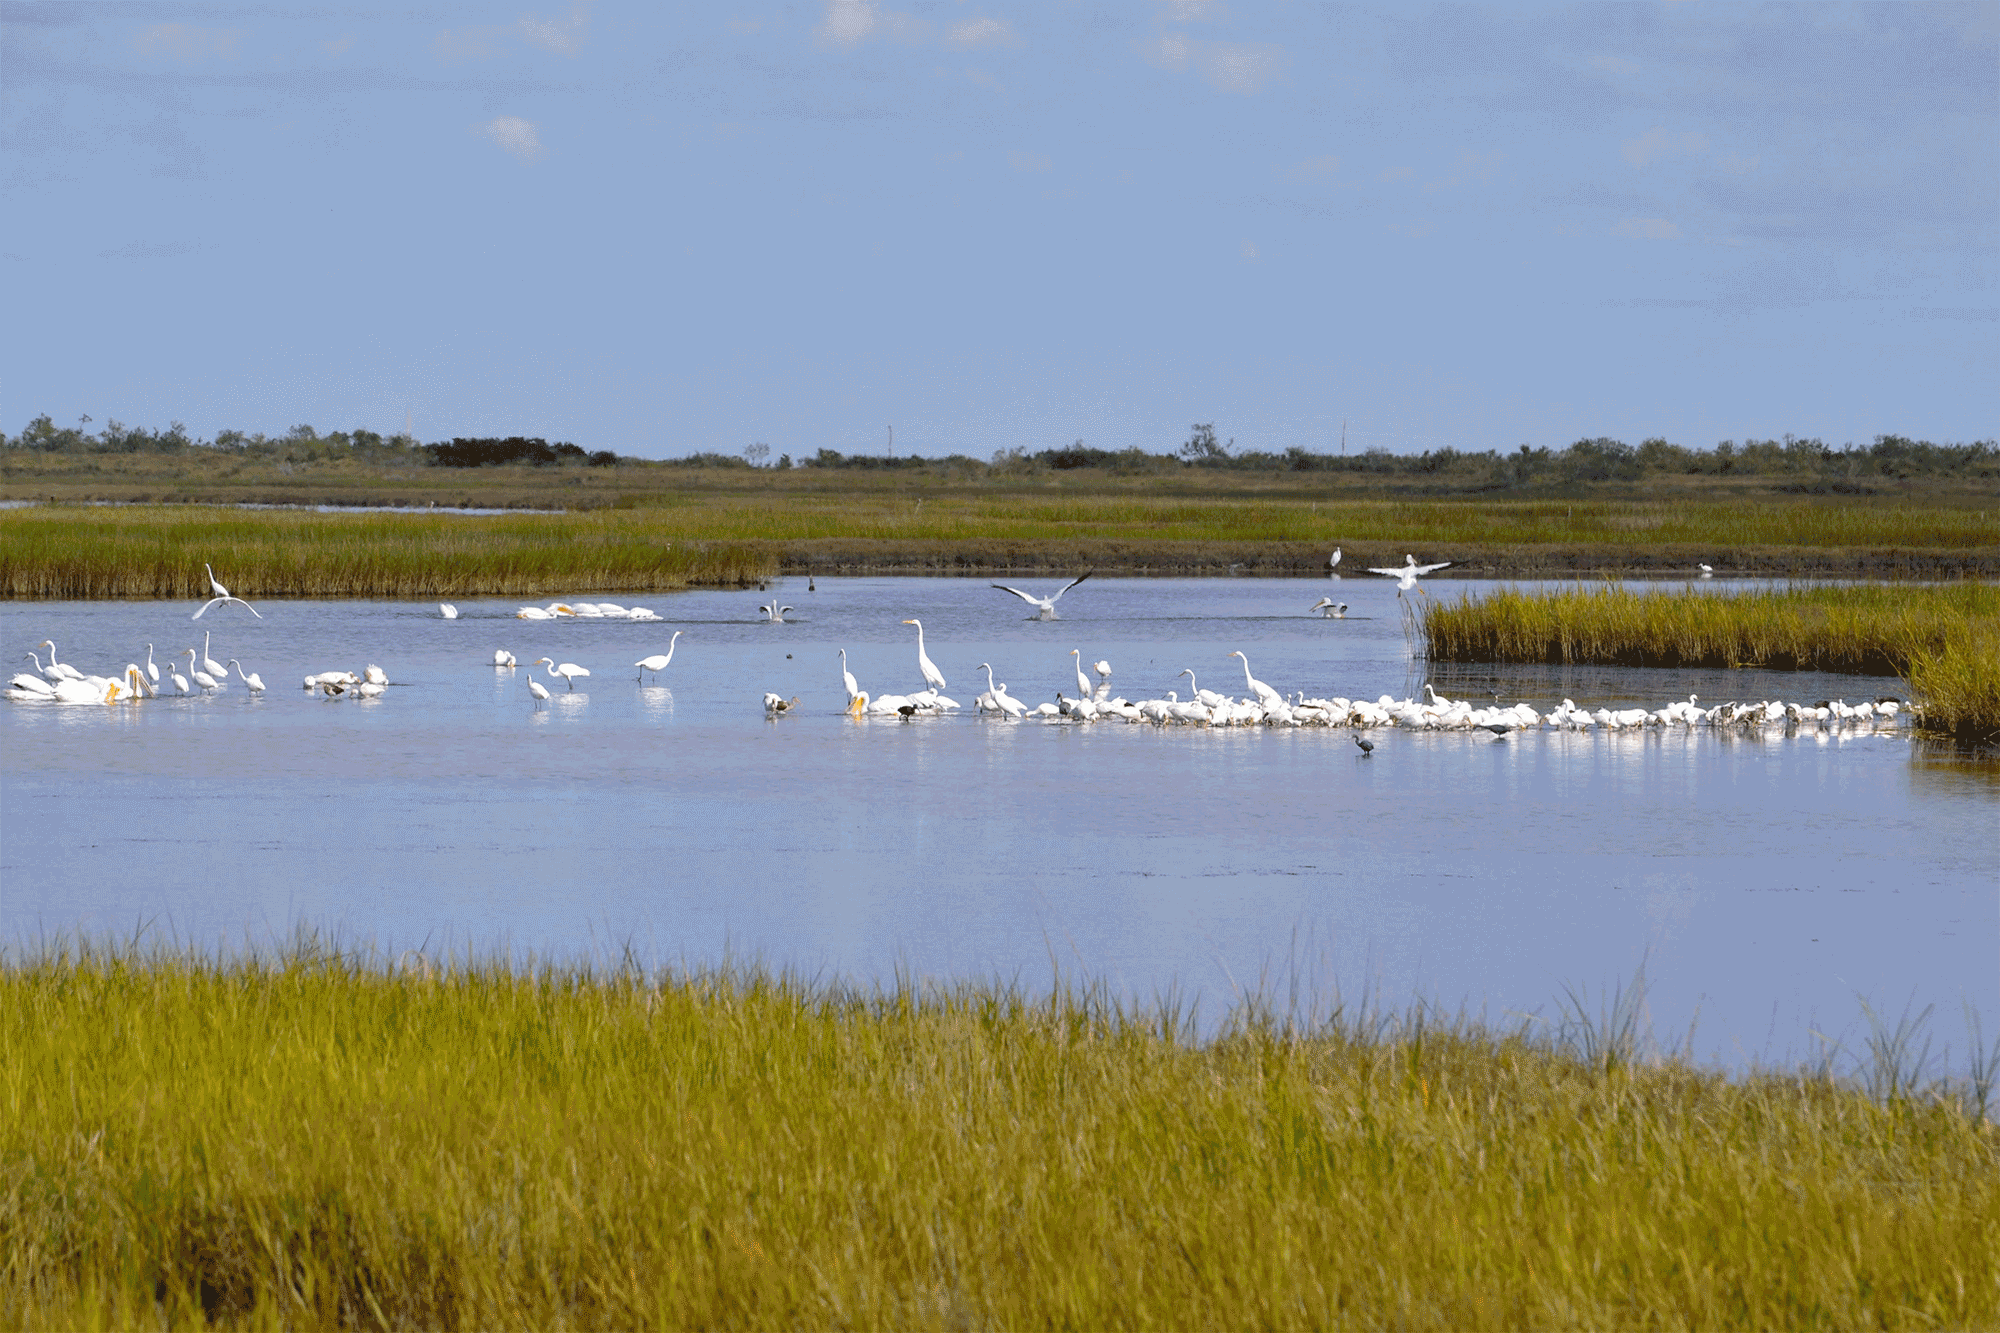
[3,946,1996,1330]
[1421,583,2000,740]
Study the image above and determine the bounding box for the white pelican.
[534,657,589,690]
[183,649,221,694]
[635,631,683,681]
[1226,651,1284,710]
[440,603,459,619]
[990,571,1091,620]
[143,644,160,684]
[228,659,266,693]
[1093,659,1112,686]
[763,692,799,716]
[356,681,386,698]
[362,664,389,686]
[493,649,517,667]
[527,676,550,708]
[1367,555,1452,590]
[1309,598,1347,618]
[193,564,263,619]
[8,667,54,697]
[202,632,229,683]
[901,619,947,692]
[517,606,556,620]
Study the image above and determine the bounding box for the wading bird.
[184,649,221,694]
[901,619,947,693]
[1227,651,1284,710]
[527,676,550,709]
[202,632,229,683]
[636,631,683,681]
[1329,547,1342,578]
[990,571,1091,620]
[143,644,160,685]
[228,659,265,693]
[1353,735,1373,756]
[534,657,590,690]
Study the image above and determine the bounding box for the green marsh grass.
[4,941,1997,1329]
[0,506,776,599]
[1422,582,2000,739]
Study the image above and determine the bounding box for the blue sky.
[4,1,1994,459]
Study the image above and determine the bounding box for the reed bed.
[3,941,1996,1330]
[1422,583,2000,739]
[0,507,775,599]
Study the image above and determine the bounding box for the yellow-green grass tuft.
[1423,582,1999,739]
[3,942,1996,1330]
[0,506,776,599]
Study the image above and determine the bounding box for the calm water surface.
[4,577,1993,1068]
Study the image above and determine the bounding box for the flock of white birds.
[7,559,1909,733]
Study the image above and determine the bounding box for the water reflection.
[2,579,1993,1074]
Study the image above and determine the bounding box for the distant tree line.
[6,414,1992,483]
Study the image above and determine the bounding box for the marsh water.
[4,577,1993,1070]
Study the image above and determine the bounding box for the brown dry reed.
[3,939,1997,1331]
[1423,582,2000,740]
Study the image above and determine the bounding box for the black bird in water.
[1479,723,1514,738]
[1353,735,1374,756]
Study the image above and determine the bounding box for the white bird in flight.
[1367,554,1452,590]
[990,571,1091,620]
[192,563,263,619]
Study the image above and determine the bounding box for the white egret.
[143,644,160,684]
[635,631,683,681]
[36,642,84,682]
[1176,669,1227,709]
[534,657,590,690]
[527,676,550,708]
[1698,564,1714,578]
[1226,651,1284,710]
[990,571,1091,619]
[1329,547,1342,577]
[838,648,866,716]
[356,681,386,698]
[901,619,947,692]
[202,632,229,683]
[228,659,266,693]
[193,565,262,619]
[169,661,191,694]
[493,649,517,667]
[184,649,220,694]
[1068,649,1093,700]
[1367,555,1452,590]
[440,603,459,619]
[1309,598,1347,618]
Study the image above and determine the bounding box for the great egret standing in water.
[527,676,550,709]
[1329,547,1342,578]
[635,631,683,680]
[901,619,947,692]
[534,657,590,690]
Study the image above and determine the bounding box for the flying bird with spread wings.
[989,571,1091,620]
[1367,554,1452,590]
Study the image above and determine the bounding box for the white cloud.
[1008,150,1051,173]
[519,1,591,56]
[946,17,1015,49]
[1621,127,1710,167]
[816,0,926,47]
[1141,34,1286,94]
[480,116,545,163]
[1613,217,1680,240]
[133,25,243,60]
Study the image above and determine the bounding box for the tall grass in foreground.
[4,943,1997,1330]
[0,507,775,599]
[1423,583,2000,738]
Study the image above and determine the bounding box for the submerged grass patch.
[1421,582,2000,739]
[3,942,1996,1330]
[0,506,776,599]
